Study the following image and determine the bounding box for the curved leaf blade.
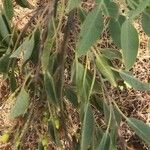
[127,118,150,145]
[77,6,104,57]
[98,131,110,150]
[2,0,14,20]
[10,88,29,119]
[80,104,94,150]
[109,15,126,48]
[119,70,150,90]
[121,20,139,70]
[141,8,150,37]
[96,54,117,87]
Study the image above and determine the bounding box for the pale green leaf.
[80,104,94,150]
[10,88,29,119]
[77,6,103,56]
[109,15,126,48]
[98,131,110,150]
[96,53,117,87]
[101,48,122,60]
[11,34,35,63]
[66,0,81,13]
[119,70,150,90]
[121,20,139,70]
[141,8,150,37]
[127,118,150,145]
[129,0,150,20]
[44,72,58,105]
[102,1,119,19]
[2,0,13,20]
[0,13,10,45]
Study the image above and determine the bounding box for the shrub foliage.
[0,0,150,149]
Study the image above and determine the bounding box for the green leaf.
[80,104,94,150]
[96,53,117,87]
[102,1,119,19]
[10,88,29,119]
[0,13,10,45]
[126,0,139,10]
[109,15,126,48]
[15,0,34,9]
[98,131,110,150]
[76,6,103,56]
[129,0,150,20]
[0,54,10,73]
[127,118,150,145]
[64,86,78,107]
[11,34,35,63]
[44,72,58,105]
[119,70,150,90]
[101,48,122,60]
[121,20,139,70]
[2,0,14,20]
[66,0,81,12]
[141,8,150,37]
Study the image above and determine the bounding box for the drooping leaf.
[64,86,78,107]
[2,0,13,20]
[11,34,35,64]
[30,28,40,65]
[10,88,29,119]
[95,53,117,87]
[121,20,139,70]
[127,117,150,145]
[98,131,110,150]
[109,15,126,48]
[15,0,34,9]
[66,0,81,13]
[44,72,58,105]
[80,104,94,150]
[76,6,104,56]
[126,0,139,10]
[119,70,150,90]
[0,13,10,45]
[0,54,10,73]
[101,48,122,60]
[129,0,150,20]
[102,1,119,19]
[141,8,150,37]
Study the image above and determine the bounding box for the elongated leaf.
[127,118,150,145]
[141,8,150,37]
[101,48,122,60]
[121,20,139,70]
[96,53,117,87]
[98,131,110,150]
[109,15,126,48]
[11,34,35,63]
[2,0,13,20]
[66,0,81,12]
[126,0,139,10]
[77,6,103,56]
[0,54,10,73]
[129,0,150,20]
[44,72,58,105]
[15,0,33,9]
[10,88,29,119]
[80,104,94,150]
[102,1,119,19]
[0,13,10,45]
[119,70,150,90]
[64,86,78,107]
